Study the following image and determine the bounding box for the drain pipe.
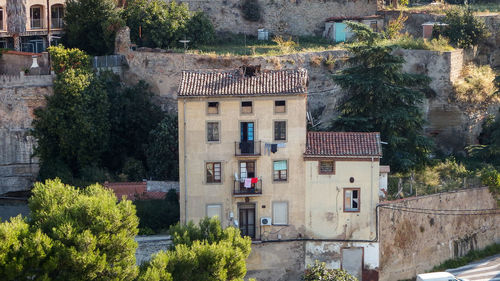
[183,99,188,225]
[371,156,375,239]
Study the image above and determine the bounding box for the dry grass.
[309,55,323,67]
[453,63,499,106]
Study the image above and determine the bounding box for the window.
[273,160,287,181]
[207,122,219,142]
[344,188,360,212]
[241,101,253,114]
[206,162,221,183]
[274,121,286,141]
[30,6,43,29]
[239,161,255,179]
[206,204,222,219]
[275,100,286,113]
[0,8,3,30]
[272,202,288,225]
[319,161,335,174]
[207,101,219,114]
[51,5,64,29]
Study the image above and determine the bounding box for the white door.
[342,247,363,281]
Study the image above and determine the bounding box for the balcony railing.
[51,18,63,29]
[233,179,262,196]
[235,141,261,156]
[31,19,43,29]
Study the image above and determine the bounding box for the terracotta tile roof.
[178,68,308,97]
[103,182,166,201]
[305,132,382,157]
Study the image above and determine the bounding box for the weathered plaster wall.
[379,187,500,281]
[135,235,172,265]
[178,0,378,36]
[0,74,52,194]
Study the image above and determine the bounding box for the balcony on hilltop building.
[233,179,262,197]
[235,141,261,157]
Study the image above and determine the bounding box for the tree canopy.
[330,22,434,173]
[0,179,139,281]
[63,0,124,55]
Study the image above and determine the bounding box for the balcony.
[235,141,261,157]
[233,179,262,196]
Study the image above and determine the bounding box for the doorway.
[238,203,256,239]
[341,247,363,281]
[240,122,254,154]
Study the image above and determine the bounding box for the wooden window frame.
[273,120,287,141]
[318,160,335,175]
[273,160,288,182]
[206,121,220,142]
[274,100,286,114]
[206,162,222,184]
[207,101,219,115]
[241,101,253,114]
[343,188,360,213]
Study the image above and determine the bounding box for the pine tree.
[330,22,434,172]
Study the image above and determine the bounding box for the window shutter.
[273,202,288,225]
[274,160,287,171]
[207,204,222,219]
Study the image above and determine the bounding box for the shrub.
[122,157,146,181]
[452,63,499,107]
[138,217,252,281]
[304,260,358,281]
[146,115,179,181]
[187,12,215,46]
[385,12,408,39]
[0,179,139,280]
[240,0,262,22]
[273,35,298,53]
[437,7,489,48]
[135,189,179,234]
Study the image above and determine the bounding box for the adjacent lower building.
[178,66,382,280]
[0,0,65,52]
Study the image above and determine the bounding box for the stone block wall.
[0,75,52,194]
[179,0,378,37]
[379,187,500,281]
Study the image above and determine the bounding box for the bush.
[0,179,139,280]
[273,35,298,53]
[122,157,146,181]
[135,189,179,234]
[385,12,408,39]
[138,217,252,281]
[240,0,262,22]
[187,12,215,46]
[436,7,489,48]
[452,63,499,107]
[304,260,358,281]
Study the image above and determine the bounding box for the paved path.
[446,254,500,281]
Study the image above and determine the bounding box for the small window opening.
[275,100,286,113]
[208,102,219,114]
[241,101,253,114]
[242,65,261,77]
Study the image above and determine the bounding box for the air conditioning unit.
[260,217,272,226]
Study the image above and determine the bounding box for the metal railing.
[233,179,262,196]
[31,19,43,29]
[235,141,261,156]
[92,55,126,68]
[51,18,63,29]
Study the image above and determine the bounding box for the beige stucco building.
[0,0,65,52]
[178,66,382,280]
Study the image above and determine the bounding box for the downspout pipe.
[183,99,188,225]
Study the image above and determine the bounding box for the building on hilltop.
[0,0,65,52]
[177,66,382,280]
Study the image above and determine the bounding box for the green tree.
[436,7,489,48]
[138,217,252,281]
[330,22,433,173]
[63,0,123,55]
[471,109,500,166]
[100,72,163,175]
[33,46,110,182]
[146,115,179,181]
[304,261,358,281]
[135,189,180,234]
[0,179,139,281]
[187,11,215,47]
[123,0,191,49]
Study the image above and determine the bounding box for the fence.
[92,55,126,68]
